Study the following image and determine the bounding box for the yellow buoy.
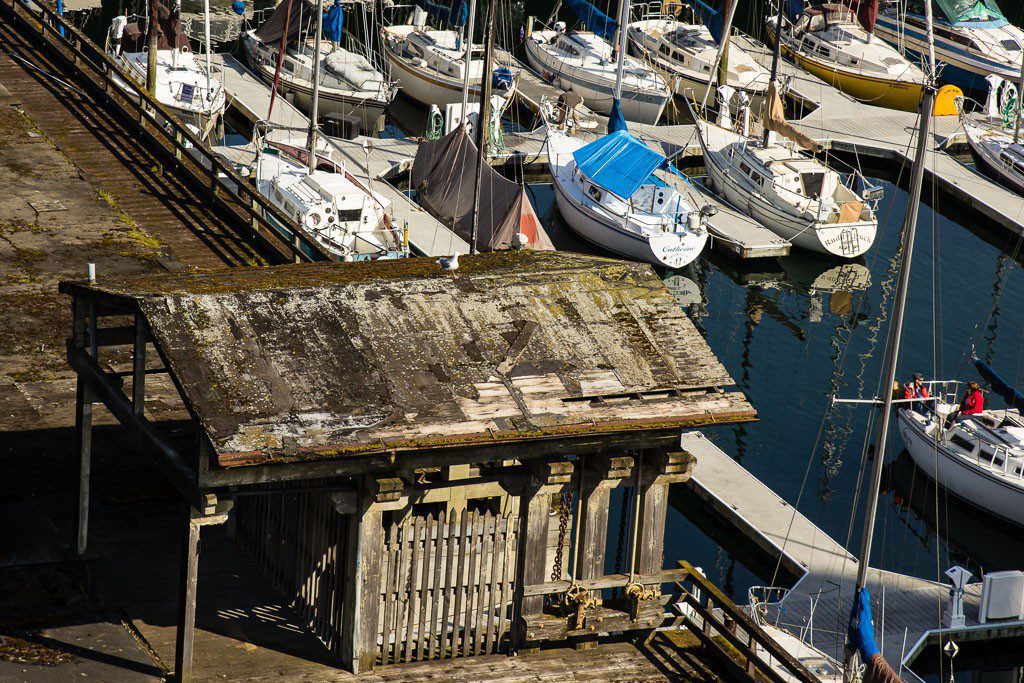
[933,85,964,116]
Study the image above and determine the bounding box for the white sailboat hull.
[697,121,876,258]
[898,409,1024,526]
[524,33,668,124]
[546,131,707,268]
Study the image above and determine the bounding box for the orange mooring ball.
[933,84,964,116]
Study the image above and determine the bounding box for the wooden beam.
[340,484,384,674]
[576,461,613,582]
[513,486,552,650]
[522,567,693,597]
[174,504,201,683]
[132,312,147,414]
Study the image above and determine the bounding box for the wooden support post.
[132,312,146,414]
[175,504,201,683]
[513,459,572,653]
[634,453,671,576]
[340,479,385,674]
[71,300,96,555]
[72,376,93,555]
[577,455,633,582]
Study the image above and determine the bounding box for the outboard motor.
[736,92,751,137]
[984,74,1004,121]
[108,15,128,54]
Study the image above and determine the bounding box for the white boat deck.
[680,431,1024,681]
[208,53,468,257]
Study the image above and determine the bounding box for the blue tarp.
[566,0,617,40]
[325,0,344,43]
[573,130,668,199]
[973,356,1024,412]
[785,0,803,22]
[412,0,467,26]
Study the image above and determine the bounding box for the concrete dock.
[680,431,1024,681]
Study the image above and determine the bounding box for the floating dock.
[210,53,469,257]
[680,431,1024,681]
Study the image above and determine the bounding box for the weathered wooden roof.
[62,252,754,467]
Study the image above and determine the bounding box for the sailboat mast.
[469,1,496,255]
[146,0,159,93]
[460,0,479,116]
[203,0,212,96]
[843,3,937,681]
[307,0,325,173]
[1014,51,1024,144]
[762,0,785,146]
[717,0,732,89]
[614,0,628,101]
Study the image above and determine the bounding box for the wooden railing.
[1,0,331,264]
[675,561,820,683]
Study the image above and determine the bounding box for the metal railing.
[2,0,332,264]
[676,562,820,683]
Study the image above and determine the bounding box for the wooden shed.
[60,251,756,679]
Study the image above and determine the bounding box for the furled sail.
[852,0,879,33]
[325,0,344,43]
[973,356,1024,412]
[412,127,554,251]
[412,0,468,26]
[763,81,822,151]
[120,3,191,52]
[565,0,617,41]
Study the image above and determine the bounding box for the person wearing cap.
[903,373,930,415]
[948,381,985,426]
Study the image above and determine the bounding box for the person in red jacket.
[903,373,930,415]
[948,381,984,426]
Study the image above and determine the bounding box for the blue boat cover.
[566,0,617,40]
[325,0,344,43]
[573,130,667,199]
[412,0,467,26]
[973,356,1024,412]
[684,0,723,41]
[936,0,1005,24]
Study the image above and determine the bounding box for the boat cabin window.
[283,59,295,73]
[587,184,603,202]
[1001,39,1021,51]
[337,208,362,222]
[801,171,825,198]
[950,434,975,452]
[739,162,752,176]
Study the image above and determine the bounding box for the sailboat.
[963,62,1024,195]
[765,0,925,111]
[627,0,770,106]
[381,0,517,108]
[252,0,407,261]
[896,359,1024,526]
[688,1,880,258]
[873,0,1024,95]
[411,0,554,252]
[106,0,226,140]
[524,0,670,124]
[545,0,709,267]
[242,0,397,134]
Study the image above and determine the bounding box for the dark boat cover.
[121,3,191,52]
[412,127,554,252]
[255,0,315,45]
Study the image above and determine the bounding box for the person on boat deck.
[903,372,930,415]
[948,381,985,426]
[848,588,903,683]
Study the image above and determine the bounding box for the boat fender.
[933,85,964,118]
[984,75,1003,120]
